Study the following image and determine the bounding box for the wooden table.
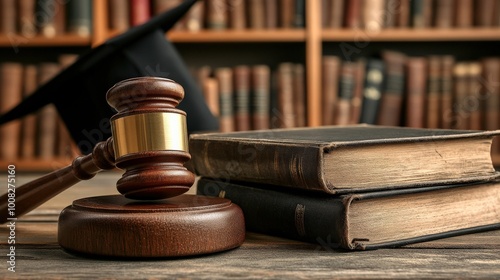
[1,172,499,279]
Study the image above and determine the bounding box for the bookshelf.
[1,0,500,171]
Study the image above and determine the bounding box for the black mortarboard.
[0,0,218,154]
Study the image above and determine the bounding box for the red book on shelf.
[130,0,151,27]
[344,0,362,28]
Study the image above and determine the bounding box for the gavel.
[0,77,245,258]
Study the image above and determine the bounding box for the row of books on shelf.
[109,0,306,33]
[0,0,92,38]
[0,57,78,161]
[324,0,500,30]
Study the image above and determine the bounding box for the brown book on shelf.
[350,59,366,124]
[215,67,234,132]
[336,62,356,125]
[377,51,406,126]
[467,62,483,130]
[198,177,500,251]
[185,0,204,31]
[293,64,306,127]
[482,57,500,154]
[405,57,427,128]
[207,0,228,30]
[36,63,60,160]
[383,0,397,28]
[202,77,220,118]
[280,0,295,28]
[0,63,23,161]
[264,0,278,28]
[36,0,57,37]
[322,56,340,125]
[440,55,455,129]
[153,0,183,29]
[475,0,496,27]
[17,0,36,37]
[455,0,473,28]
[248,0,265,29]
[411,0,432,28]
[325,0,345,29]
[434,0,454,28]
[396,0,411,28]
[108,0,130,31]
[426,56,441,129]
[1,0,16,35]
[190,124,500,194]
[130,0,151,27]
[251,65,271,130]
[196,65,212,89]
[20,65,38,159]
[362,0,384,31]
[66,0,92,37]
[234,65,251,131]
[277,63,295,128]
[344,0,361,28]
[452,63,470,130]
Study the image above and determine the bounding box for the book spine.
[130,0,151,26]
[475,0,496,27]
[277,63,296,128]
[207,0,228,30]
[20,64,38,159]
[359,59,385,124]
[322,56,340,125]
[264,0,278,28]
[197,178,348,248]
[350,59,366,124]
[467,62,483,130]
[426,56,441,129]
[202,77,220,118]
[215,67,234,132]
[455,0,473,28]
[293,0,305,28]
[66,0,92,37]
[326,0,345,29]
[405,57,427,128]
[344,0,361,28]
[384,0,397,28]
[280,0,295,28]
[247,0,264,29]
[0,63,23,160]
[36,0,57,37]
[17,0,37,37]
[1,0,16,35]
[452,63,469,129]
[440,55,455,129]
[185,0,204,32]
[434,0,454,28]
[411,0,432,28]
[251,65,271,130]
[234,65,251,131]
[108,0,130,31]
[362,0,384,31]
[336,61,356,125]
[396,0,411,28]
[293,64,306,127]
[482,57,500,154]
[376,51,406,126]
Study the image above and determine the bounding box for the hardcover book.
[197,177,500,250]
[189,125,500,194]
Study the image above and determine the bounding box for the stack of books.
[190,125,500,250]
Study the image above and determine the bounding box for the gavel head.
[106,77,195,200]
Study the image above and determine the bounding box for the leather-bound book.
[215,68,234,132]
[18,0,36,37]
[207,0,228,30]
[130,0,151,27]
[54,0,66,35]
[455,0,473,28]
[481,57,500,154]
[185,0,204,31]
[36,0,57,37]
[434,0,454,28]
[467,62,483,130]
[344,0,361,28]
[359,59,385,124]
[363,0,384,31]
[234,65,251,131]
[293,0,305,28]
[202,77,220,118]
[265,0,278,29]
[37,63,60,160]
[426,56,441,129]
[324,0,344,29]
[1,0,16,35]
[322,56,340,125]
[440,55,455,129]
[20,65,38,159]
[384,0,397,28]
[198,177,500,250]
[377,51,406,126]
[0,63,23,160]
[411,0,432,28]
[277,63,295,128]
[350,59,366,124]
[452,63,469,130]
[66,0,92,37]
[292,64,306,127]
[336,62,356,125]
[396,0,411,28]
[280,0,295,28]
[405,57,427,128]
[190,125,500,193]
[108,0,130,31]
[248,0,264,29]
[251,65,271,130]
[475,0,496,27]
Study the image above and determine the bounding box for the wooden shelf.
[1,159,72,172]
[167,30,307,43]
[0,34,91,47]
[322,28,500,42]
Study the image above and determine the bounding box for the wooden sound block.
[58,195,246,258]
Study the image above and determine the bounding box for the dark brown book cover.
[264,0,278,28]
[322,56,340,125]
[482,57,500,154]
[228,0,246,30]
[207,0,228,30]
[251,65,271,130]
[434,0,454,28]
[0,63,23,160]
[20,65,38,159]
[440,55,455,129]
[336,61,356,125]
[215,67,234,132]
[1,0,16,35]
[467,63,483,130]
[344,0,361,28]
[248,0,265,29]
[455,0,473,27]
[475,0,496,27]
[405,57,427,128]
[293,64,306,127]
[280,0,295,28]
[350,59,366,124]
[384,0,397,28]
[130,0,151,27]
[202,77,220,118]
[426,56,441,129]
[198,177,500,250]
[234,65,251,131]
[277,63,295,128]
[190,124,500,194]
[396,0,411,27]
[452,63,470,130]
[108,0,130,31]
[17,0,37,37]
[37,63,60,160]
[325,0,344,29]
[377,51,406,126]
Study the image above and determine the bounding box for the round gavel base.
[58,195,246,258]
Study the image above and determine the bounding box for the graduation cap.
[0,0,218,154]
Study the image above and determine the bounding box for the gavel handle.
[0,138,116,224]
